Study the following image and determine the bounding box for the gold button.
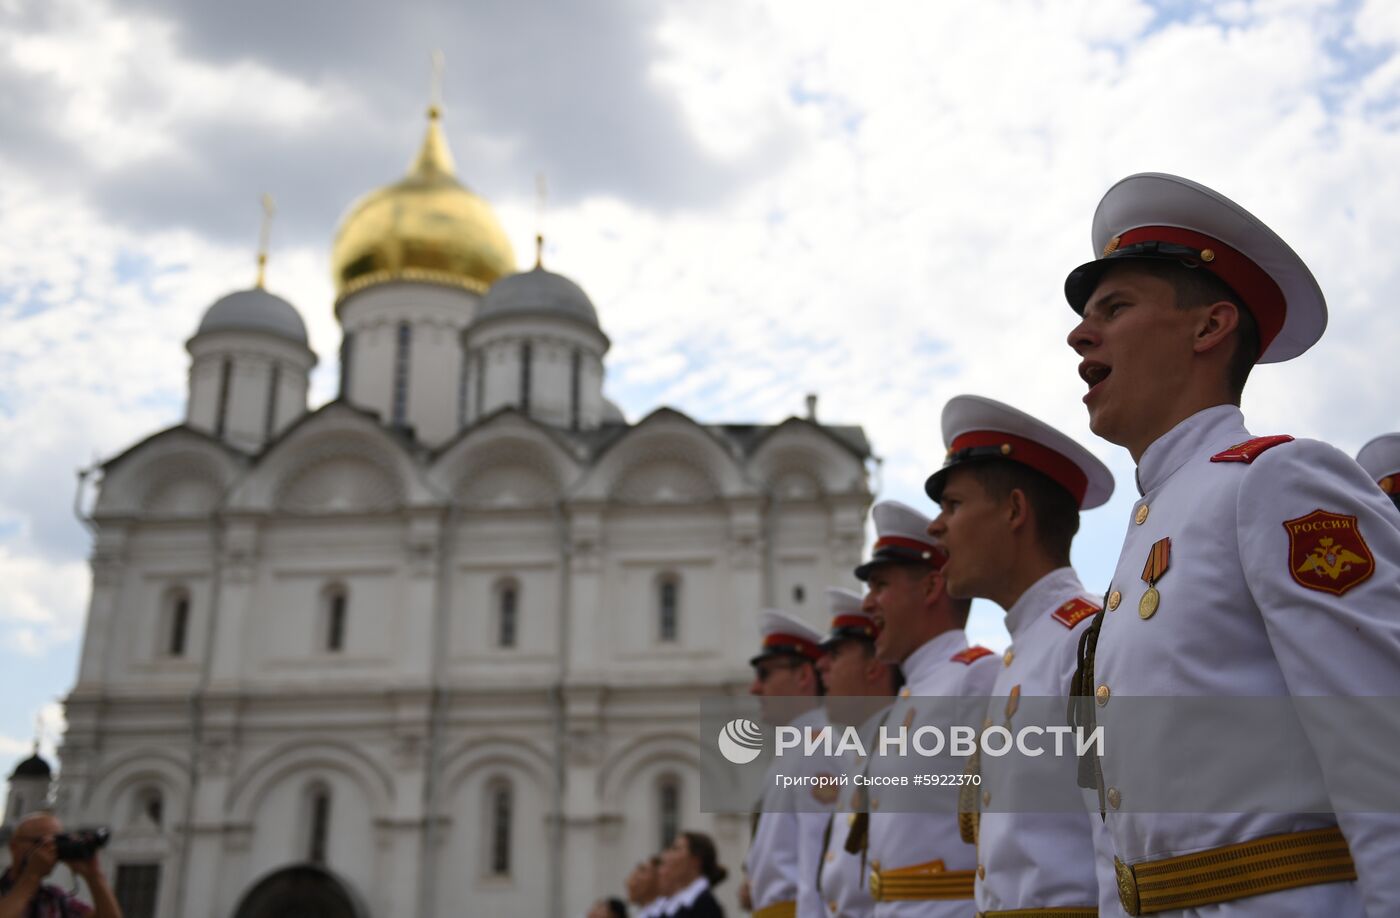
[829,901,838,913]
[1135,504,1149,525]
[900,687,911,698]
[977,864,986,880]
[1003,648,1014,666]
[826,852,835,863]
[1107,786,1122,809]
[982,790,991,806]
[1200,248,1215,262]
[1096,684,1110,706]
[1107,590,1121,611]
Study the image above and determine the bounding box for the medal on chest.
[1139,537,1171,619]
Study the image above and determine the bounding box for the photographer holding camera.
[1,813,121,918]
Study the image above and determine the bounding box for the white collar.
[1004,566,1085,638]
[665,876,709,913]
[900,628,968,688]
[1136,405,1249,495]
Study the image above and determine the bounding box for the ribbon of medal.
[1139,537,1171,619]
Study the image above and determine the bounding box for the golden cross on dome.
[535,172,548,268]
[256,192,276,288]
[429,49,445,117]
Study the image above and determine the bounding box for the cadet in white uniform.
[814,588,902,918]
[1063,173,1400,916]
[924,395,1117,917]
[747,609,830,918]
[858,500,1000,917]
[1356,434,1400,514]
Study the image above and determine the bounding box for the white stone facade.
[56,273,873,917]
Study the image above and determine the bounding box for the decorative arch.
[226,739,393,826]
[596,731,712,810]
[429,410,578,508]
[82,747,190,817]
[231,864,367,918]
[748,418,870,497]
[438,735,553,800]
[94,427,244,519]
[226,403,434,514]
[572,408,754,504]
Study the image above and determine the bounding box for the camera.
[53,828,110,862]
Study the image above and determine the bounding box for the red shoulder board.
[1052,597,1101,629]
[951,646,994,665]
[1210,435,1294,464]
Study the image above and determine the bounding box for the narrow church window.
[474,348,485,420]
[325,585,348,652]
[264,363,280,441]
[489,781,513,876]
[498,582,518,648]
[519,342,533,414]
[168,591,190,657]
[308,785,331,864]
[658,575,680,643]
[457,344,469,430]
[793,584,806,604]
[339,331,354,399]
[214,359,232,438]
[392,322,412,427]
[570,348,582,430]
[658,777,680,850]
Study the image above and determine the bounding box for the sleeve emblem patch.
[1052,597,1101,628]
[1283,509,1375,596]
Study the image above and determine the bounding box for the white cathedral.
[8,106,875,917]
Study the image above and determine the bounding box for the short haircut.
[1130,260,1259,399]
[962,459,1080,565]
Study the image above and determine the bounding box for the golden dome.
[331,107,516,303]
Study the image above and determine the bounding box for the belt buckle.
[1114,856,1141,916]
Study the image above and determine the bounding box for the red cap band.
[874,535,938,555]
[763,632,823,660]
[950,431,1089,506]
[1115,226,1285,359]
[830,614,876,634]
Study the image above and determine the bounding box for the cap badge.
[1101,235,1122,258]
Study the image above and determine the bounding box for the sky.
[2,0,1399,788]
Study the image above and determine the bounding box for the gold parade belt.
[1114,825,1356,915]
[869,859,976,901]
[977,909,1097,917]
[753,901,797,918]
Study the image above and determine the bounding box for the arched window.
[519,342,533,414]
[657,574,680,643]
[306,783,332,864]
[569,348,582,430]
[392,322,412,427]
[657,776,681,851]
[214,358,233,438]
[264,362,281,440]
[488,779,513,877]
[164,587,191,657]
[132,786,164,828]
[338,331,354,400]
[496,579,519,649]
[322,583,348,653]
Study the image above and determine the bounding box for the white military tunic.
[868,630,1000,918]
[816,708,890,918]
[974,567,1115,914]
[749,706,832,913]
[1092,405,1400,916]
